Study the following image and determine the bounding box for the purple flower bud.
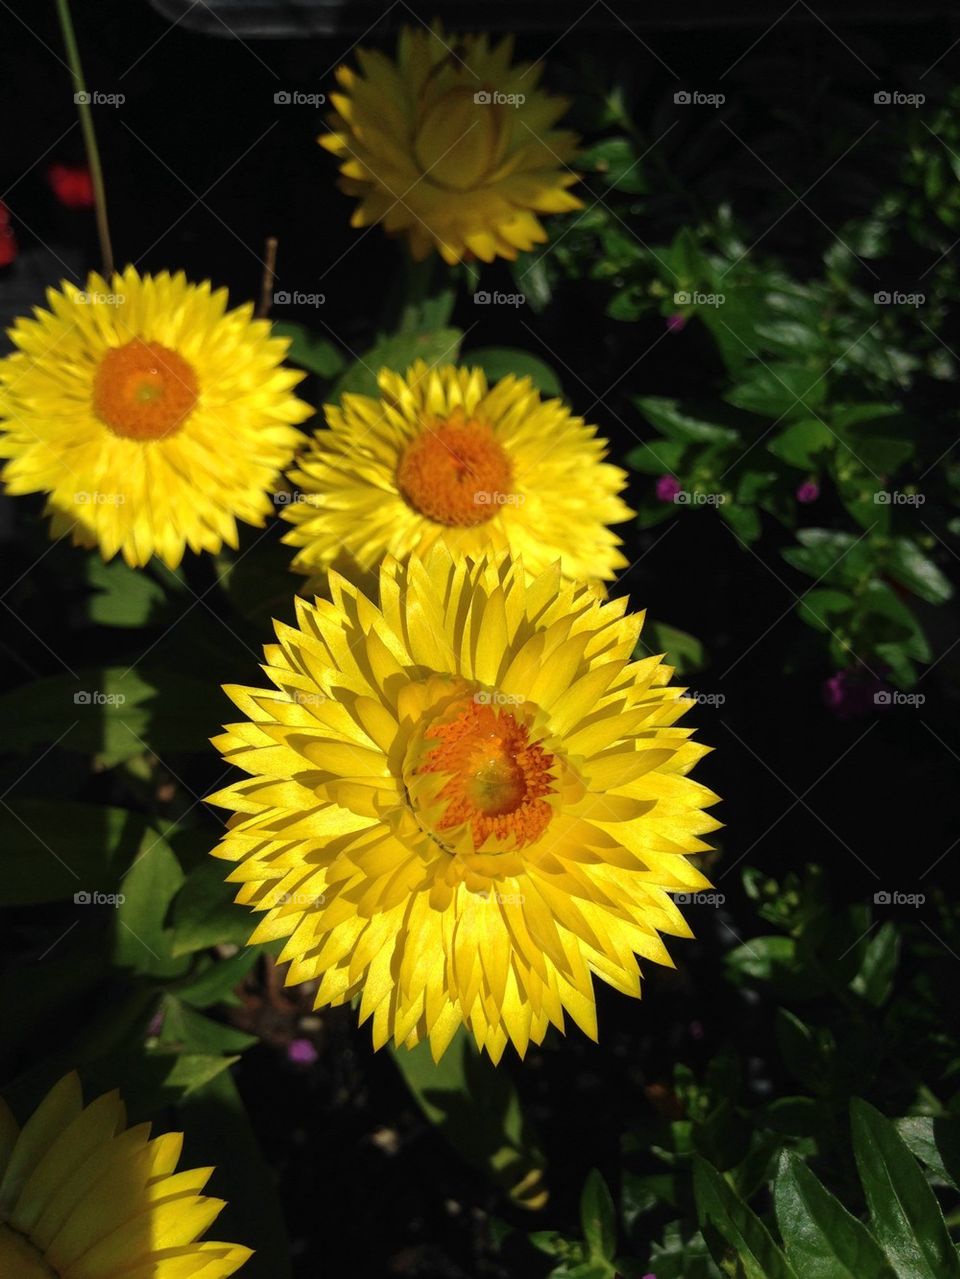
[656,474,682,503]
[288,1037,318,1065]
[796,480,819,504]
[666,312,687,333]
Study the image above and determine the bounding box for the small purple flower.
[288,1037,318,1066]
[666,312,687,333]
[796,479,820,504]
[656,474,682,503]
[823,669,888,720]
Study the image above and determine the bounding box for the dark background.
[1,3,959,1276]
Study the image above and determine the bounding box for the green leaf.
[782,529,867,584]
[624,438,686,474]
[852,1098,960,1279]
[885,538,953,605]
[84,558,174,628]
[850,921,900,1006]
[177,947,262,1009]
[0,802,161,905]
[331,327,463,399]
[774,1150,895,1279]
[511,252,551,311]
[466,346,562,395]
[648,621,706,675]
[725,937,796,983]
[158,996,257,1056]
[115,838,188,977]
[768,419,834,468]
[581,1169,617,1261]
[577,136,647,193]
[170,859,257,957]
[726,363,826,420]
[271,321,345,379]
[797,589,854,634]
[693,1155,799,1279]
[635,397,741,445]
[0,668,221,766]
[895,1117,960,1191]
[391,1030,547,1210]
[719,501,762,543]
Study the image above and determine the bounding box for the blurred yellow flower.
[282,360,633,587]
[0,1073,250,1277]
[321,25,582,263]
[0,267,312,569]
[209,548,719,1062]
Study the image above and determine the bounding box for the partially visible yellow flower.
[208,548,719,1063]
[0,1073,250,1277]
[282,360,633,587]
[0,267,313,569]
[321,24,582,263]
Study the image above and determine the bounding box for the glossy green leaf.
[466,346,562,395]
[852,1098,960,1279]
[774,1150,895,1279]
[581,1169,617,1261]
[693,1155,799,1279]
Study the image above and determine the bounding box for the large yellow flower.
[0,1073,250,1277]
[321,24,582,263]
[0,267,312,569]
[208,549,719,1062]
[282,361,633,587]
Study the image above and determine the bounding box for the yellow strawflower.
[0,1073,250,1277]
[321,25,582,262]
[0,267,312,569]
[282,361,633,587]
[209,549,719,1063]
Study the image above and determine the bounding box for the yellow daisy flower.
[0,1073,250,1277]
[208,548,719,1063]
[321,24,583,263]
[0,266,313,569]
[282,361,633,587]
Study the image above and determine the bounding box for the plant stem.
[54,0,114,277]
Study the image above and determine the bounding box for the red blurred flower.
[47,162,95,209]
[0,201,16,266]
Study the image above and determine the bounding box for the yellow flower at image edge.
[0,267,313,569]
[0,1073,250,1277]
[322,25,583,263]
[208,549,720,1063]
[282,360,634,586]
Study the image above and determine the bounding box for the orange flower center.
[92,338,198,440]
[417,700,555,850]
[397,414,513,527]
